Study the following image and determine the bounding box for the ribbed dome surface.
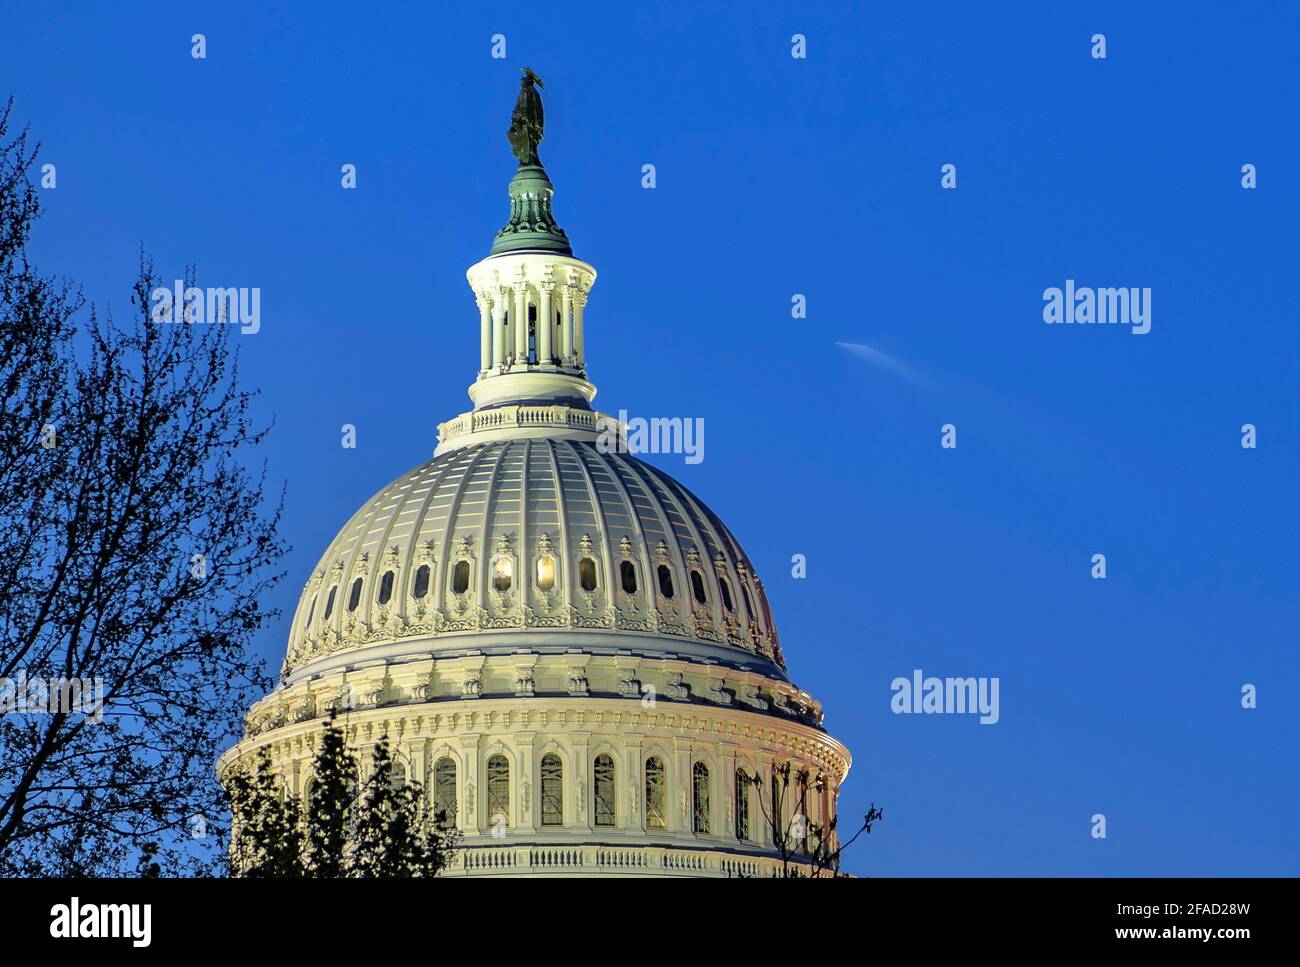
[284,439,785,678]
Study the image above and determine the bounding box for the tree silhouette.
[227,719,458,878]
[0,100,285,875]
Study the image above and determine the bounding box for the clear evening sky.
[5,1,1297,875]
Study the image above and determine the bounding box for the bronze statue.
[507,68,545,166]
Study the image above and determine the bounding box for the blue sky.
[5,1,1298,875]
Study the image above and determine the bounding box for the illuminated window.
[593,754,615,827]
[734,769,750,840]
[433,758,457,829]
[487,755,510,829]
[644,757,666,830]
[493,555,513,592]
[540,754,563,826]
[535,554,556,591]
[692,762,710,834]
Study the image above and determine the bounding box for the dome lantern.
[447,69,604,453]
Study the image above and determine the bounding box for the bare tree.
[0,100,285,875]
[744,761,883,877]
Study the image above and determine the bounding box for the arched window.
[303,776,318,807]
[692,762,710,834]
[644,756,666,830]
[719,576,735,613]
[412,564,430,599]
[322,586,337,621]
[433,757,457,829]
[734,769,750,840]
[486,754,510,829]
[620,560,638,594]
[347,577,363,612]
[593,754,615,827]
[303,595,316,628]
[578,557,597,592]
[540,753,563,826]
[493,555,513,592]
[657,564,674,599]
[389,760,407,791]
[452,560,471,595]
[377,570,395,605]
[690,571,708,606]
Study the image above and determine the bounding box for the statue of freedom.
[507,68,545,166]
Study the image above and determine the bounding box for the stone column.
[673,740,692,834]
[721,745,738,841]
[571,737,591,833]
[517,732,537,833]
[538,278,555,365]
[560,285,573,364]
[458,736,481,835]
[623,736,643,832]
[573,287,587,368]
[476,291,492,372]
[513,280,528,365]
[755,750,774,848]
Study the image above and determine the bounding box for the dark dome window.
[578,557,597,592]
[620,560,638,594]
[719,576,734,612]
[741,583,754,617]
[347,577,363,612]
[452,559,471,595]
[377,570,395,605]
[303,595,316,627]
[656,564,674,599]
[322,586,337,621]
[412,564,430,599]
[690,570,707,605]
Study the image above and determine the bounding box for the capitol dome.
[282,438,789,683]
[221,75,850,877]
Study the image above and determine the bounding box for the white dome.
[225,94,850,878]
[284,438,786,681]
